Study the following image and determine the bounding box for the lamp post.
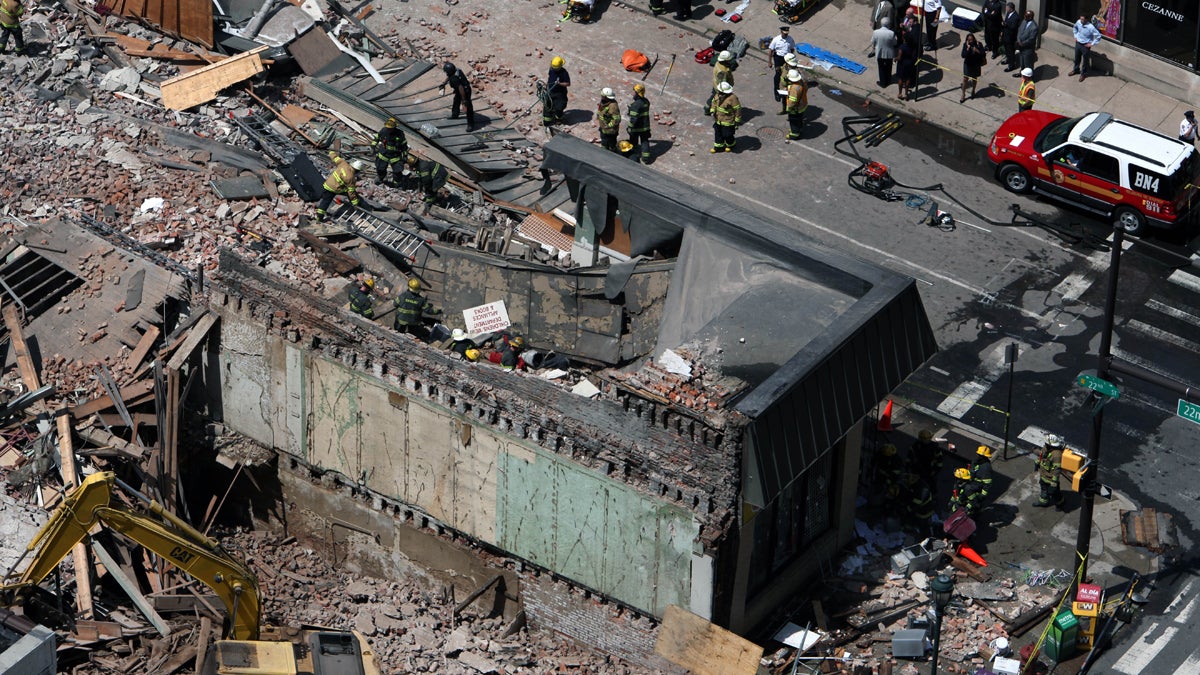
[929,573,956,675]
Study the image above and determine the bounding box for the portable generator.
[848,160,901,201]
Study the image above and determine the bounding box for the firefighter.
[448,328,479,360]
[596,88,621,152]
[903,473,935,532]
[876,443,904,496]
[1035,435,1065,507]
[909,429,943,500]
[316,151,361,222]
[372,118,409,185]
[393,278,441,339]
[489,334,526,371]
[440,62,476,129]
[544,56,571,126]
[627,83,652,163]
[649,0,665,15]
[970,445,995,503]
[0,0,24,55]
[705,50,736,116]
[784,69,808,140]
[405,153,449,204]
[948,467,982,517]
[348,277,376,318]
[710,81,741,153]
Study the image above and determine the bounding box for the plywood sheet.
[160,46,266,110]
[288,27,347,77]
[655,606,762,675]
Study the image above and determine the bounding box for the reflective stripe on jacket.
[628,95,650,133]
[786,82,807,114]
[323,160,357,196]
[713,93,741,126]
[598,100,620,134]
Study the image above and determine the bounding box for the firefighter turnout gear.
[598,91,621,152]
[348,279,375,318]
[784,70,808,140]
[372,120,409,184]
[948,467,983,517]
[406,154,449,204]
[393,285,441,337]
[909,429,943,499]
[442,62,475,128]
[1036,435,1065,507]
[316,152,360,222]
[627,85,652,163]
[711,83,741,153]
[705,53,736,116]
[969,446,994,502]
[0,0,24,54]
[544,60,571,126]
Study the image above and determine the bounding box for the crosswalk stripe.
[1124,320,1200,355]
[1174,591,1199,625]
[1147,298,1200,329]
[1168,269,1200,294]
[1172,648,1200,675]
[1051,271,1095,302]
[1112,624,1178,674]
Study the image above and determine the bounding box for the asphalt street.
[371,1,1200,670]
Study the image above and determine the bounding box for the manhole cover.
[756,126,786,140]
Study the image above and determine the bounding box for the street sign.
[1177,399,1200,426]
[1077,373,1120,399]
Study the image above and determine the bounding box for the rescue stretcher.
[773,0,820,24]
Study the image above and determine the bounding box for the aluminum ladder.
[331,207,431,262]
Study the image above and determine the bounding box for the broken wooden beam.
[3,303,41,393]
[69,379,156,418]
[296,230,362,276]
[160,46,267,110]
[165,312,220,371]
[56,411,94,620]
[90,540,171,637]
[126,325,161,372]
[195,616,213,675]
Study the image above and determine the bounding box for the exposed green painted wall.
[497,445,698,616]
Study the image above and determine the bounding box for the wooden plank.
[176,0,214,47]
[163,367,179,512]
[279,104,315,128]
[165,312,219,370]
[654,605,762,675]
[69,379,156,418]
[91,540,171,637]
[160,47,267,111]
[194,616,212,675]
[56,411,95,620]
[3,304,41,391]
[126,325,161,371]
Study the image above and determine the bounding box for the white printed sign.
[463,300,511,334]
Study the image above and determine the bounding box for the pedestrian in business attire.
[867,0,893,57]
[1180,111,1197,144]
[767,26,796,112]
[922,0,943,52]
[1015,10,1038,74]
[1001,3,1019,71]
[981,0,1003,58]
[872,17,898,88]
[1018,68,1036,111]
[1069,15,1102,81]
[960,33,986,102]
[896,26,918,100]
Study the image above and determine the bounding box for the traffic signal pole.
[1075,226,1124,587]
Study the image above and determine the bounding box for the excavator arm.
[2,471,261,640]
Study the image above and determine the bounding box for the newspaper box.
[1044,609,1079,662]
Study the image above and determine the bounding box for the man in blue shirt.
[1070,15,1102,82]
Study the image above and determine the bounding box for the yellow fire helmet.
[464,348,481,362]
[363,277,375,289]
[954,467,971,480]
[407,278,421,292]
[385,117,398,129]
[977,445,994,458]
[551,56,565,69]
[881,444,897,457]
[918,429,933,441]
[633,83,645,95]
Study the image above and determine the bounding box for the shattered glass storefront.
[1049,0,1199,70]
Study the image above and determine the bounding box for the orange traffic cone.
[958,543,988,567]
[877,400,894,432]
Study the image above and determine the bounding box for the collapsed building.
[0,2,943,670]
[202,135,938,665]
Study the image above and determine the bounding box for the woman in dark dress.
[960,33,986,102]
[896,26,918,100]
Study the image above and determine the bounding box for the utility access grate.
[755,126,786,140]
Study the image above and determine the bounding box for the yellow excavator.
[1,471,381,675]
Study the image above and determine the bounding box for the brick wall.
[522,575,686,673]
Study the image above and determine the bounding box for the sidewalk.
[642,1,1192,148]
